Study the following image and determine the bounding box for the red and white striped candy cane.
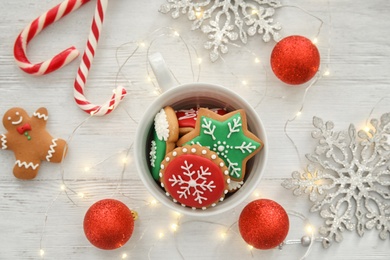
[14,0,91,75]
[74,0,127,116]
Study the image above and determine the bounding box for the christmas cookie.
[177,108,263,181]
[228,180,244,193]
[176,107,227,135]
[149,106,179,180]
[1,107,68,179]
[159,145,230,210]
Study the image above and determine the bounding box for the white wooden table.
[1,0,389,259]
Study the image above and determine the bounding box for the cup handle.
[148,52,177,92]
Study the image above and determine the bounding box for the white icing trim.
[1,134,7,149]
[11,116,23,125]
[33,112,48,121]
[154,109,169,141]
[149,140,157,167]
[15,160,39,170]
[46,138,58,161]
[228,180,244,191]
[177,108,197,121]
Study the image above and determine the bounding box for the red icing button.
[162,154,226,208]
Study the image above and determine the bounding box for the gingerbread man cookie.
[1,107,68,179]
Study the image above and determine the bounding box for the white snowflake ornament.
[159,0,282,62]
[282,113,390,247]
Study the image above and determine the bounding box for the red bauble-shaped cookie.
[160,145,230,210]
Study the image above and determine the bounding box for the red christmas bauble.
[83,199,134,250]
[270,35,320,85]
[238,199,289,250]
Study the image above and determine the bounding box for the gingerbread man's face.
[2,108,29,131]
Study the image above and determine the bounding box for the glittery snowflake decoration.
[169,160,216,204]
[282,113,390,247]
[159,0,282,62]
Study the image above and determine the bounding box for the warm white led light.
[305,225,314,234]
[195,10,203,19]
[171,224,179,232]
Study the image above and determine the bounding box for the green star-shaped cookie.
[177,108,263,181]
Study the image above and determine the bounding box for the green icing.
[24,131,31,140]
[186,112,261,180]
[150,130,166,181]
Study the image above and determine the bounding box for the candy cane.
[14,0,126,116]
[73,0,127,116]
[14,0,91,75]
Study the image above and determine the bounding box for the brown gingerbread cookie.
[1,107,68,179]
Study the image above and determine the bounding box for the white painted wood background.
[0,0,389,259]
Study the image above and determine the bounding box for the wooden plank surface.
[0,0,389,259]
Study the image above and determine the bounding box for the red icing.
[17,123,32,135]
[162,154,225,208]
[176,107,227,128]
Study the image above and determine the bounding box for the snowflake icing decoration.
[282,114,390,247]
[188,114,261,180]
[159,0,282,62]
[169,160,216,204]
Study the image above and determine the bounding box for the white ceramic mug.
[134,53,268,216]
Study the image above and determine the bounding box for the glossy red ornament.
[238,199,289,250]
[270,35,320,85]
[83,199,134,250]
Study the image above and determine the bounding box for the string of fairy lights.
[39,3,326,258]
[33,1,389,259]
